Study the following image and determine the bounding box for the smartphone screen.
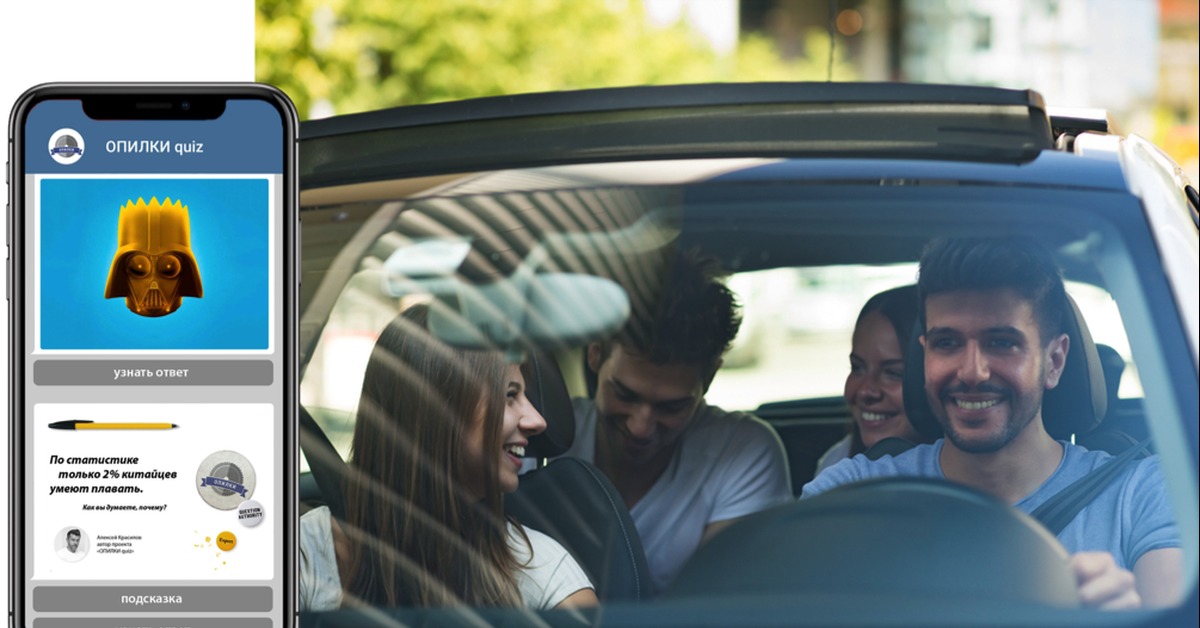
[9,86,296,628]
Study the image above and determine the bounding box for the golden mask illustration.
[104,197,203,317]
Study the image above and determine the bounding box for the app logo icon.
[196,450,256,511]
[48,128,85,165]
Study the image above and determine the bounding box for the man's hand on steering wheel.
[1070,551,1140,610]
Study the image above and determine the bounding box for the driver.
[801,237,1182,609]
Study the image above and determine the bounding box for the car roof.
[384,152,1129,199]
[296,80,1150,323]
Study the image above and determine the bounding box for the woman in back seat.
[299,305,597,611]
[815,285,933,475]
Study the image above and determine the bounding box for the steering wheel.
[666,478,1080,609]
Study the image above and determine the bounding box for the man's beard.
[934,368,1045,454]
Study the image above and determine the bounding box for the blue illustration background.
[39,178,271,350]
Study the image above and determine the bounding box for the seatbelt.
[299,406,348,521]
[864,437,916,460]
[1030,437,1152,536]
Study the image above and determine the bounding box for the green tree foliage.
[258,0,856,119]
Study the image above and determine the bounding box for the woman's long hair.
[341,305,525,607]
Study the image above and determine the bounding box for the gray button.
[31,586,273,612]
[33,361,274,386]
[34,619,273,628]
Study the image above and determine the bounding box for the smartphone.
[7,84,297,628]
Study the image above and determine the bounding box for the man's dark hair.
[67,529,80,538]
[605,249,742,375]
[917,237,1067,344]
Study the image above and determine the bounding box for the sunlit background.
[258,0,1199,182]
[269,0,1196,418]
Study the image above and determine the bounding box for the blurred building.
[740,0,1197,180]
[740,0,899,79]
[900,1,1158,117]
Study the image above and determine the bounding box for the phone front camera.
[180,100,191,111]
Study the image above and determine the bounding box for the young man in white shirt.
[56,529,85,563]
[562,252,792,594]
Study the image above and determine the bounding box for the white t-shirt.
[298,506,593,611]
[814,434,852,477]
[565,398,792,594]
[56,546,85,563]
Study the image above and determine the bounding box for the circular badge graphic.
[48,128,85,165]
[216,531,237,551]
[237,500,265,528]
[196,450,256,510]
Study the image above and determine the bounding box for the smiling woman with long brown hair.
[299,305,596,610]
[814,285,935,475]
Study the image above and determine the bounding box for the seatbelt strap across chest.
[1030,437,1152,537]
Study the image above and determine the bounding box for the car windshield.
[302,235,1145,461]
[298,109,1197,625]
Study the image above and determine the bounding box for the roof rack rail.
[304,83,1048,139]
[301,83,1056,190]
[1049,107,1111,138]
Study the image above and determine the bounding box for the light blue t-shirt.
[800,440,1179,570]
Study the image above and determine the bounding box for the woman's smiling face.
[461,363,547,498]
[844,310,921,449]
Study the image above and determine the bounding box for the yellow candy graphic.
[216,531,237,551]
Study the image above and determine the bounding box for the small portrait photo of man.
[55,527,88,563]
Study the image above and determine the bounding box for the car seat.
[1073,343,1149,456]
[505,351,654,602]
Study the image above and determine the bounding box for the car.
[296,82,1199,626]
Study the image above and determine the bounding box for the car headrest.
[523,351,575,459]
[1094,343,1125,408]
[904,294,1106,440]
